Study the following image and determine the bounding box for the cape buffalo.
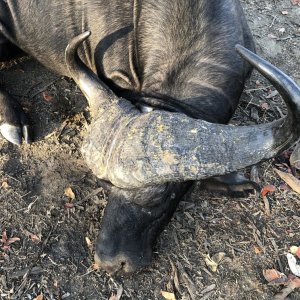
[0,0,300,274]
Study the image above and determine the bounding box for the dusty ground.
[0,1,300,299]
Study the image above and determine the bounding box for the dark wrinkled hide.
[95,182,193,274]
[0,0,255,273]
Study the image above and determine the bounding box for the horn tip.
[77,31,92,42]
[66,31,92,56]
[235,44,246,54]
[82,31,92,38]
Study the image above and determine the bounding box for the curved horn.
[235,44,300,135]
[65,31,119,113]
[66,33,300,189]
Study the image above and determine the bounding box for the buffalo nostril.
[119,260,136,275]
[119,261,127,273]
[94,252,132,274]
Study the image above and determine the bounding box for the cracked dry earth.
[0,0,300,299]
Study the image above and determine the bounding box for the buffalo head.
[65,32,300,274]
[66,32,300,189]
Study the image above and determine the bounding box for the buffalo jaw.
[94,183,192,274]
[66,32,300,189]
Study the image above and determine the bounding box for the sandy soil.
[0,0,300,299]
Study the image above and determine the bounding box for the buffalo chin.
[95,182,193,274]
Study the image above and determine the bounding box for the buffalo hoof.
[0,91,31,145]
[201,171,260,196]
[95,182,193,274]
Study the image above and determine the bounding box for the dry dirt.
[0,1,300,299]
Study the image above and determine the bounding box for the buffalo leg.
[0,36,30,144]
[201,172,260,196]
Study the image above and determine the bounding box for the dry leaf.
[211,252,226,264]
[261,185,276,197]
[64,203,75,209]
[268,33,277,39]
[161,291,176,300]
[274,169,300,195]
[290,246,299,255]
[279,183,289,191]
[34,295,43,300]
[254,246,263,254]
[275,277,300,300]
[260,102,270,110]
[64,187,75,200]
[92,263,100,270]
[109,294,118,300]
[266,90,278,98]
[1,230,8,243]
[1,181,9,189]
[281,11,289,15]
[30,234,41,243]
[263,269,286,283]
[287,253,300,277]
[23,229,41,243]
[109,287,123,300]
[291,0,300,5]
[290,277,300,289]
[1,230,20,250]
[42,91,54,102]
[7,237,20,244]
[205,254,219,272]
[85,237,92,248]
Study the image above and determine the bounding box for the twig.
[276,35,299,41]
[74,187,104,206]
[11,274,31,299]
[29,78,60,98]
[200,284,216,295]
[169,257,181,294]
[269,16,277,27]
[13,216,61,294]
[245,85,272,92]
[270,239,284,273]
[177,261,197,300]
[199,290,215,300]
[201,267,214,277]
[263,196,271,216]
